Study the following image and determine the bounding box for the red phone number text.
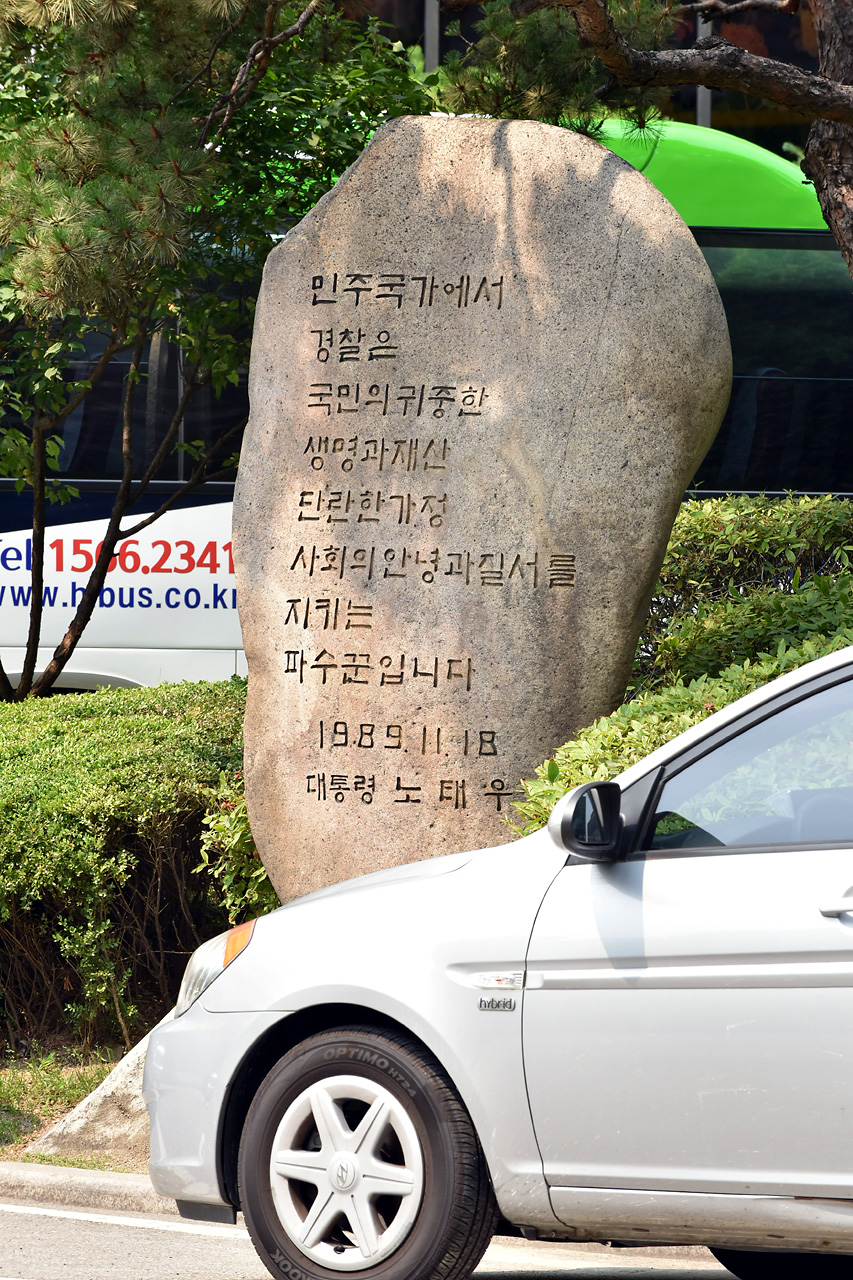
[46,538,236,576]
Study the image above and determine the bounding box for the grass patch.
[17,1151,117,1171]
[0,1049,117,1160]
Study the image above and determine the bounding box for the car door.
[523,672,853,1201]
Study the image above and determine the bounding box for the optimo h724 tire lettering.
[238,1027,499,1280]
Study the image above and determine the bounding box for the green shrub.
[198,771,277,925]
[636,494,853,691]
[652,574,853,686]
[0,677,276,1046]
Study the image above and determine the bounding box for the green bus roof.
[599,119,826,231]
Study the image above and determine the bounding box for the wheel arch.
[217,1001,463,1209]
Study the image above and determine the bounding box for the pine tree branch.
[443,0,853,125]
[200,0,324,147]
[169,0,254,109]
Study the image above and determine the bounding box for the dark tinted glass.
[48,335,247,483]
[693,238,853,493]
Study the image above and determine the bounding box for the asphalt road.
[0,1201,734,1280]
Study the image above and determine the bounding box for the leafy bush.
[0,678,275,1046]
[198,772,277,925]
[651,574,853,686]
[637,494,853,691]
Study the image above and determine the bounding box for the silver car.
[144,644,853,1280]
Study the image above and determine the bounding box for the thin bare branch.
[120,417,246,538]
[30,335,147,697]
[127,363,204,506]
[200,0,323,146]
[169,0,254,109]
[678,0,799,12]
[16,420,47,699]
[110,977,132,1053]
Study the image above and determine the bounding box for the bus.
[0,120,843,689]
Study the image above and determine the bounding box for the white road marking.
[0,1202,249,1238]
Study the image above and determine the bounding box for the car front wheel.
[710,1246,853,1278]
[239,1026,499,1280]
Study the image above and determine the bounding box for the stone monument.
[234,116,731,902]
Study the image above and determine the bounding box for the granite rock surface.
[234,116,731,901]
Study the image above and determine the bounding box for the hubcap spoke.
[309,1083,351,1151]
[273,1148,328,1183]
[300,1190,338,1248]
[362,1162,416,1196]
[351,1097,389,1156]
[346,1190,381,1259]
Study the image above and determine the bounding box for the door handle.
[819,900,853,917]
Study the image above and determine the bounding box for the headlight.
[174,919,256,1017]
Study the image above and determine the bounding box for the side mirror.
[548,781,622,861]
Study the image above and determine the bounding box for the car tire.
[710,1246,853,1278]
[238,1026,499,1280]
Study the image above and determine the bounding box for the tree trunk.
[803,1,853,279]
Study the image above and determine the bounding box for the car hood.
[270,848,475,912]
[203,827,567,1015]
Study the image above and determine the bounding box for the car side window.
[648,678,853,851]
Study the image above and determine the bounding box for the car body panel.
[547,1186,853,1253]
[526,847,853,1196]
[146,835,568,1225]
[144,1007,286,1203]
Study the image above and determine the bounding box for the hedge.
[6,494,853,1045]
[0,678,271,1047]
[636,493,853,690]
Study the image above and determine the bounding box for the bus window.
[692,230,853,494]
[51,332,247,485]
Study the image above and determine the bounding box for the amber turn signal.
[224,919,256,967]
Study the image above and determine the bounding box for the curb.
[0,1161,179,1217]
[0,1161,712,1265]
